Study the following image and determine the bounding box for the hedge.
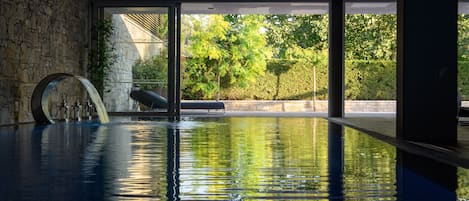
[220,59,396,100]
[344,60,396,100]
[187,60,469,100]
[459,61,469,100]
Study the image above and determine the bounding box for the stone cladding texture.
[0,0,89,125]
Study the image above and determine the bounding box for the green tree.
[345,14,396,61]
[222,15,270,88]
[459,14,469,61]
[265,15,328,58]
[183,15,229,99]
[183,15,269,100]
[132,49,168,90]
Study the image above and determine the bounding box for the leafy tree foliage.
[88,19,117,95]
[132,50,168,90]
[180,13,469,100]
[183,15,230,99]
[183,15,269,99]
[345,15,397,61]
[265,15,328,58]
[459,15,469,61]
[183,14,400,100]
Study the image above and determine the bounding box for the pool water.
[0,117,467,200]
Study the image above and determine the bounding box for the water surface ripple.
[0,117,467,200]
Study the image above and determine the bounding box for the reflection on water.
[0,118,467,200]
[179,118,333,200]
[179,118,395,200]
[343,127,396,200]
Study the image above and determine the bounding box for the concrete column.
[397,0,458,143]
[328,0,345,117]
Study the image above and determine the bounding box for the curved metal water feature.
[31,73,109,124]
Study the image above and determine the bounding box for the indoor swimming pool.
[0,117,467,200]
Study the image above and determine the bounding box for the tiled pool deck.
[329,115,469,168]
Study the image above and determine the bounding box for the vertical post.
[168,6,176,120]
[313,66,317,112]
[397,0,458,143]
[328,0,345,117]
[175,4,181,119]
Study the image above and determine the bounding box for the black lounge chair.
[130,89,225,112]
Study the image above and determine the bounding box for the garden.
[129,14,469,101]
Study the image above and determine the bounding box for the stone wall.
[0,0,89,125]
[103,14,164,112]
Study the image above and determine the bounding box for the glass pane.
[344,1,397,116]
[103,7,169,113]
[181,3,329,113]
[459,1,469,106]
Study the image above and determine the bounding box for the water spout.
[74,100,83,122]
[59,97,71,122]
[85,99,95,120]
[31,73,109,124]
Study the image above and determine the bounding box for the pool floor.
[0,117,467,200]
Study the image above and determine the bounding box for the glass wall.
[180,3,329,113]
[102,7,169,113]
[344,1,397,116]
[459,1,469,106]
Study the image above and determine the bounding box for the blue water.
[0,117,467,200]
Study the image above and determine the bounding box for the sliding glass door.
[94,3,180,117]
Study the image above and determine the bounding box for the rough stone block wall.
[0,0,89,125]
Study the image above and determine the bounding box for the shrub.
[132,52,168,90]
[345,60,396,100]
[220,60,396,100]
[459,61,469,100]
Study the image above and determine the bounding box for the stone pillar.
[397,0,458,143]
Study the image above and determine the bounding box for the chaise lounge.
[130,89,225,112]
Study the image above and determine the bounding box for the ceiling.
[181,2,398,14]
[105,2,469,15]
[182,2,469,15]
